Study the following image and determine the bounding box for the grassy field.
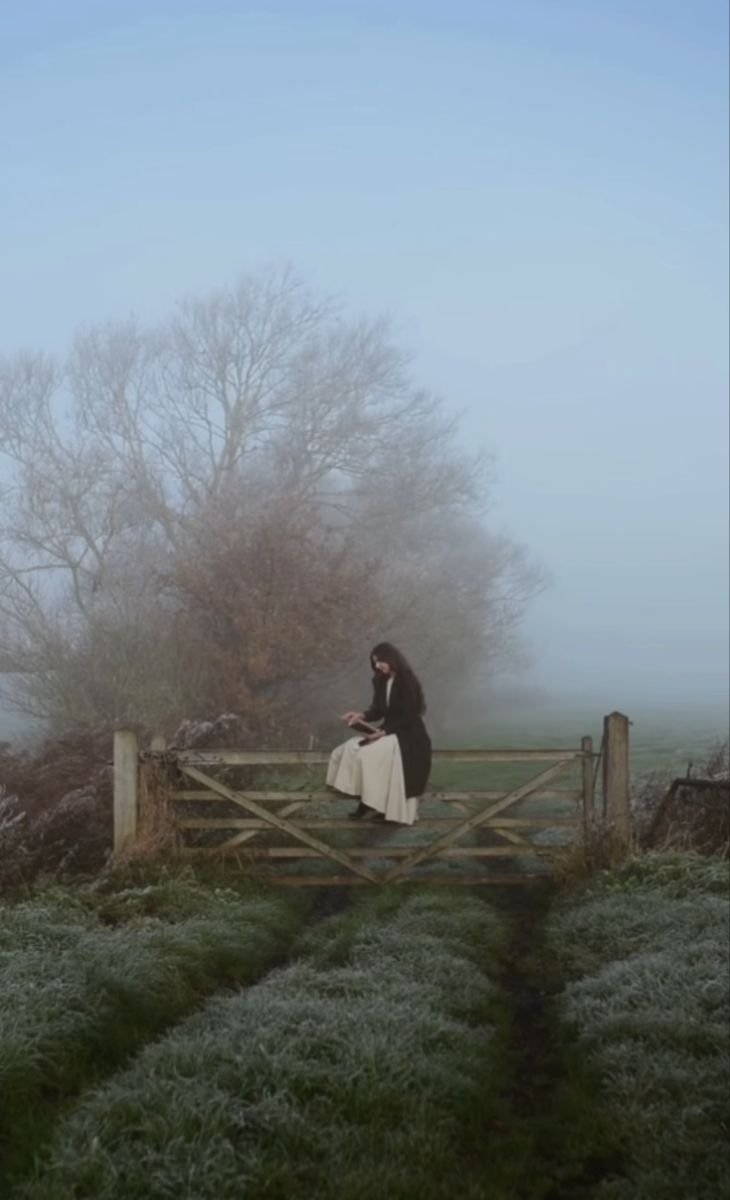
[546,854,729,1200]
[8,885,510,1200]
[1,807,724,1198]
[1,702,727,1196]
[1,852,728,1199]
[438,699,729,777]
[0,874,310,1191]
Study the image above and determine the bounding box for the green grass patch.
[0,870,308,1188]
[444,702,729,777]
[547,852,730,1200]
[17,890,512,1200]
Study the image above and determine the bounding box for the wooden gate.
[113,714,631,886]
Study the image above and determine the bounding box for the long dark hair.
[370,642,426,715]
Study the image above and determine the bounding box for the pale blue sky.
[1,1,727,713]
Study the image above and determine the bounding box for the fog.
[0,1,727,735]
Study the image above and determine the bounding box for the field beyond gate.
[114,715,631,884]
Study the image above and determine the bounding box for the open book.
[347,718,380,736]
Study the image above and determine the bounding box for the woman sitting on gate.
[327,643,432,825]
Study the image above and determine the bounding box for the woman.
[326,643,432,825]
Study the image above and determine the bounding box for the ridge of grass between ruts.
[6,854,726,1200]
[16,889,514,1200]
[546,852,729,1200]
[0,867,310,1187]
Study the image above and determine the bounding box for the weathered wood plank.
[436,789,581,803]
[212,800,306,851]
[603,712,631,850]
[175,748,586,767]
[179,765,379,884]
[452,782,535,848]
[581,735,594,829]
[383,759,573,883]
[433,749,583,762]
[176,816,579,830]
[437,791,532,849]
[113,730,139,855]
[181,845,556,859]
[169,788,583,803]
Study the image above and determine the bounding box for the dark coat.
[364,674,432,798]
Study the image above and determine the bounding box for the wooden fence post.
[113,729,139,854]
[581,735,594,831]
[138,732,178,853]
[602,712,631,854]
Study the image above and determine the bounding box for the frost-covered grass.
[548,853,730,1200]
[0,873,306,1183]
[18,890,507,1200]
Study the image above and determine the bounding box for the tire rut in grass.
[307,883,352,922]
[492,884,624,1200]
[2,889,343,1199]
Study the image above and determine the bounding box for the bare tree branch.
[0,266,542,734]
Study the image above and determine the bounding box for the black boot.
[350,800,373,820]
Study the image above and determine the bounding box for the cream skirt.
[326,735,419,826]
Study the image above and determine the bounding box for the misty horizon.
[1,1,727,736]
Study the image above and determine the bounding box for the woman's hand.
[341,711,365,725]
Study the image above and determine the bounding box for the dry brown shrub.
[126,755,182,862]
[0,714,273,889]
[553,817,633,891]
[0,728,115,890]
[123,714,268,866]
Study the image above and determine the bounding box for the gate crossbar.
[180,764,378,883]
[204,800,306,854]
[180,756,579,886]
[383,757,576,882]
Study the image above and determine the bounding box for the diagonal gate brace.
[180,765,379,884]
[209,801,307,853]
[384,758,575,883]
[443,797,532,851]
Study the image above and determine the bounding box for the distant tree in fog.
[0,266,542,736]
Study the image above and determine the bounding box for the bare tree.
[0,266,540,735]
[168,500,382,740]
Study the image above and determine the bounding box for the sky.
[1,0,728,718]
